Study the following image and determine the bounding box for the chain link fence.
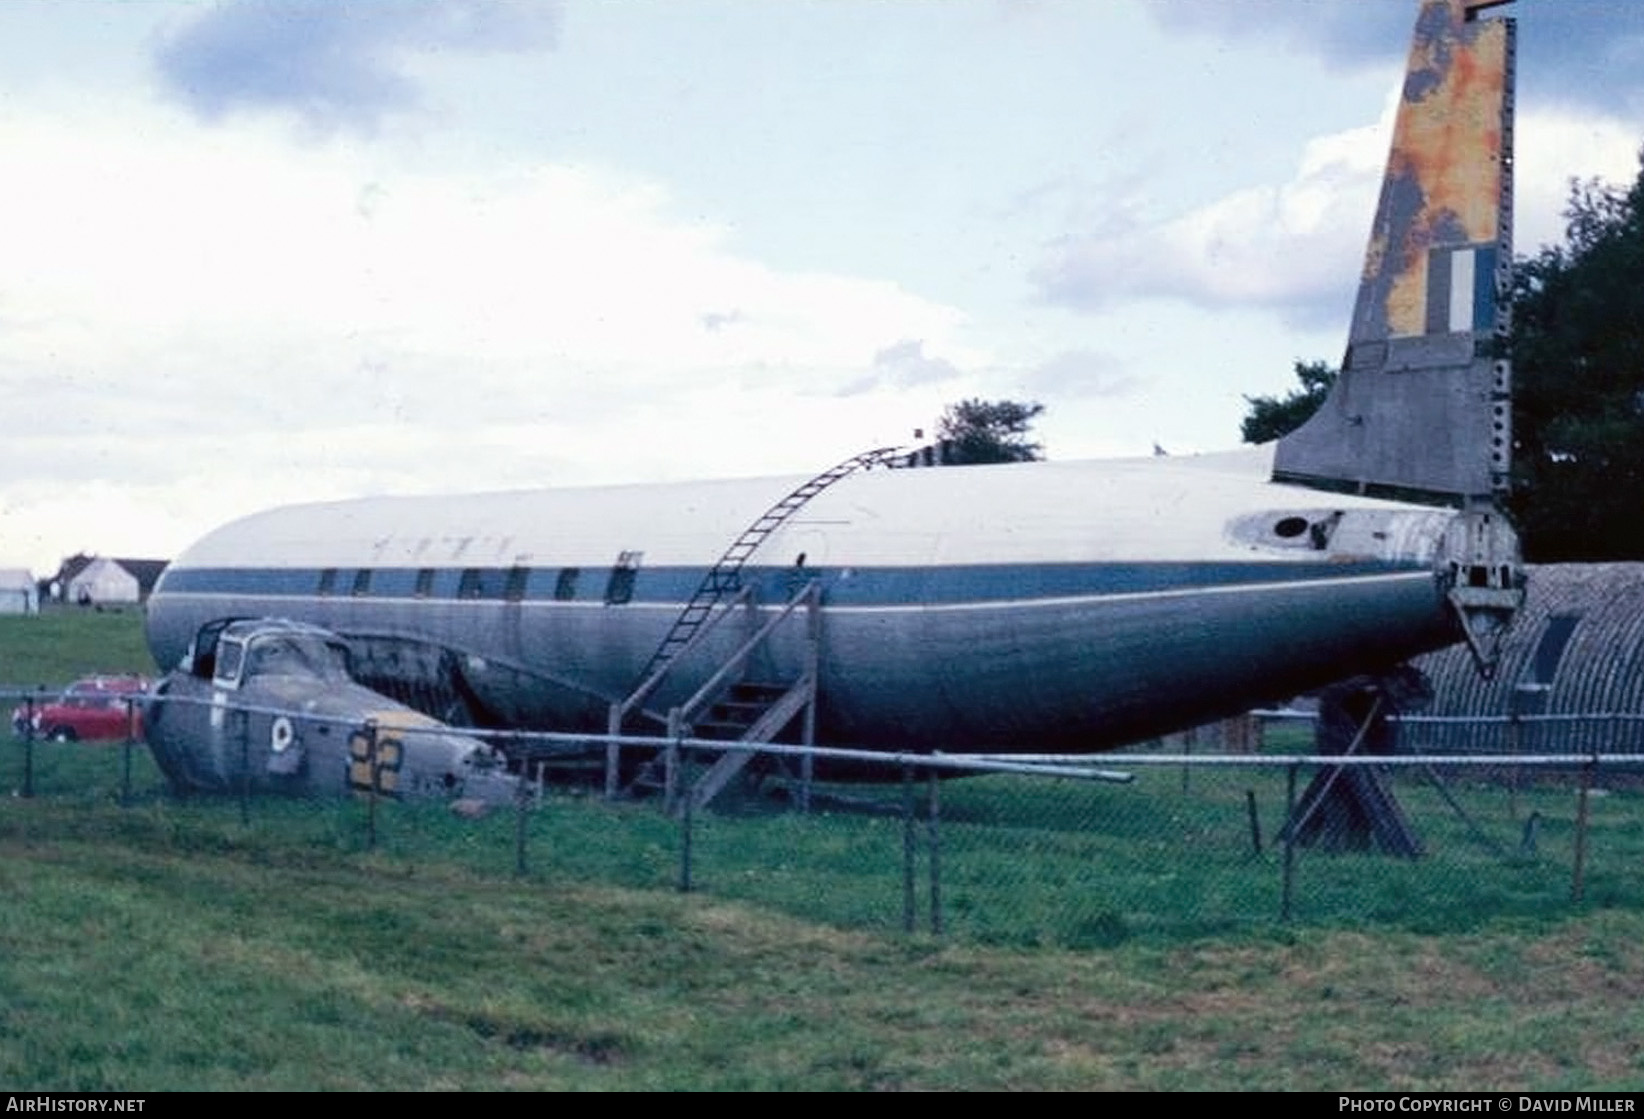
[7,685,1643,946]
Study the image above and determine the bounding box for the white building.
[0,569,37,614]
[65,557,140,606]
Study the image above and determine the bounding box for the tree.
[935,398,1046,465]
[1509,155,1644,562]
[1239,360,1337,444]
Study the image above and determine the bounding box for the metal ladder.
[629,445,901,691]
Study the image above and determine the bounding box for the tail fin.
[1274,0,1515,507]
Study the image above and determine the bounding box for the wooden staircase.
[605,446,905,802]
[611,579,820,811]
[678,679,816,812]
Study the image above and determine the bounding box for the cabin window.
[504,566,529,603]
[458,568,510,600]
[190,620,232,679]
[605,551,642,605]
[414,568,435,598]
[317,568,337,596]
[214,640,245,689]
[246,637,298,678]
[554,568,579,601]
[351,569,372,597]
[370,569,418,598]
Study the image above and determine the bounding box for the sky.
[1,0,1641,576]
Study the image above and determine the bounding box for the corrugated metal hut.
[1409,564,1644,754]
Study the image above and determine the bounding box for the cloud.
[1021,349,1139,401]
[1032,95,1640,326]
[153,0,562,134]
[1514,110,1643,252]
[1033,110,1389,326]
[1154,0,1644,115]
[0,100,979,569]
[838,339,965,394]
[0,102,962,412]
[1155,0,1411,68]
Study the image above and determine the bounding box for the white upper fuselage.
[157,449,1451,575]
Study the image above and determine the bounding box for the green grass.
[13,695,1628,946]
[0,604,157,689]
[6,609,1644,1088]
[6,788,1644,1090]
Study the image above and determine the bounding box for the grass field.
[4,609,1644,1089]
[0,604,157,688]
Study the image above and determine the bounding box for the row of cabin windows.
[314,556,639,605]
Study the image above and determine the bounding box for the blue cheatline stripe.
[154,559,1419,609]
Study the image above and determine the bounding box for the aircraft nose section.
[451,753,523,806]
[359,712,522,803]
[438,734,520,804]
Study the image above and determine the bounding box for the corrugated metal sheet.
[1410,564,1644,753]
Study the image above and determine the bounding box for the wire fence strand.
[9,686,1644,945]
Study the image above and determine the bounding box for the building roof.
[48,554,168,598]
[1412,564,1644,753]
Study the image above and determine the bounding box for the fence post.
[121,696,135,807]
[1245,789,1263,856]
[20,694,35,799]
[799,749,814,815]
[927,768,942,936]
[678,775,694,893]
[1281,762,1299,923]
[237,707,251,828]
[604,703,622,801]
[514,735,530,877]
[1507,707,1522,822]
[902,763,916,934]
[1180,727,1193,795]
[1572,754,1596,904]
[800,581,818,815]
[363,718,379,851]
[664,709,682,816]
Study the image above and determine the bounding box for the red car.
[10,675,150,742]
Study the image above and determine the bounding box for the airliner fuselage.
[145,451,1463,753]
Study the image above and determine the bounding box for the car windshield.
[243,635,350,682]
